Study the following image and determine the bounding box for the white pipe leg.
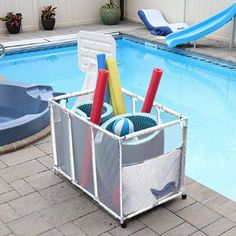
[229,16,236,51]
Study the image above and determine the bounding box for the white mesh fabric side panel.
[94,129,120,215]
[123,149,182,216]
[53,107,71,176]
[122,130,164,165]
[71,116,94,194]
[164,123,183,153]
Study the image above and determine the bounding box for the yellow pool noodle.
[106,58,126,116]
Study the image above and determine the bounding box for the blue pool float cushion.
[150,27,173,36]
[138,10,173,36]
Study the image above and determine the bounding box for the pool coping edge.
[2,31,236,70]
[0,126,50,154]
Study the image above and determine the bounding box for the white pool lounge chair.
[138,9,188,36]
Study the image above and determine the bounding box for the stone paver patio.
[0,137,236,236]
[0,21,236,235]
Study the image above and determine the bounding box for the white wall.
[0,0,105,33]
[1,0,235,43]
[0,0,38,32]
[125,0,236,42]
[126,0,186,23]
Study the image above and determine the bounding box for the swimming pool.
[1,38,236,201]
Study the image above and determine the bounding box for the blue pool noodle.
[97,54,110,104]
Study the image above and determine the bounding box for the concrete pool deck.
[0,21,235,65]
[0,21,236,235]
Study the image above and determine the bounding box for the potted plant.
[100,0,121,25]
[0,12,22,34]
[41,5,57,30]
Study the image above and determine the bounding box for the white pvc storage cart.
[49,89,188,227]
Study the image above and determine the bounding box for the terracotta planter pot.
[6,21,21,34]
[41,18,55,30]
[100,7,121,25]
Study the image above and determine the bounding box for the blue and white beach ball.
[112,118,134,137]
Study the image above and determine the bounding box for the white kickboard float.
[73,31,116,108]
[78,31,116,73]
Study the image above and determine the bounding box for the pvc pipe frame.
[50,88,185,120]
[49,88,188,224]
[229,16,236,51]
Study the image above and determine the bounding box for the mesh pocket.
[122,149,182,216]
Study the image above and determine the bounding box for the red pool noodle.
[80,69,109,188]
[90,69,109,124]
[112,185,120,210]
[141,68,163,113]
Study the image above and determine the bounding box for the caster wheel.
[121,222,127,228]
[182,194,187,200]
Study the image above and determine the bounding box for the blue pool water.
[1,38,236,201]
